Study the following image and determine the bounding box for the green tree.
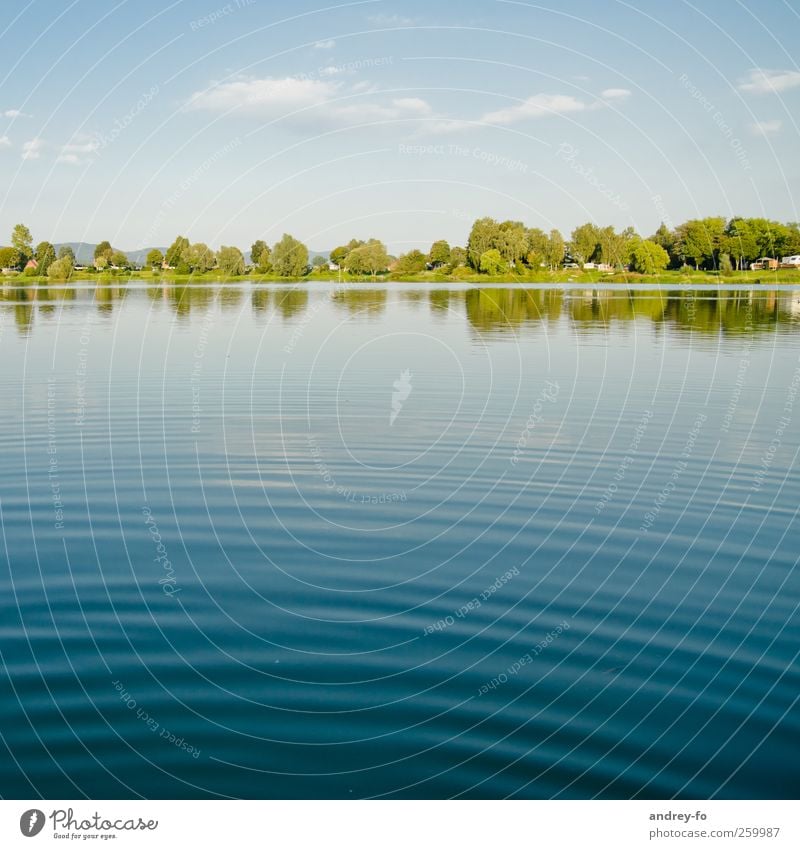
[146,248,164,269]
[449,246,467,267]
[256,245,272,273]
[58,245,76,263]
[543,229,565,270]
[479,248,508,276]
[569,223,600,266]
[94,240,113,262]
[428,240,451,268]
[34,241,56,275]
[271,234,309,277]
[312,255,328,269]
[110,250,129,268]
[331,239,364,268]
[650,222,677,267]
[629,239,670,274]
[345,239,389,278]
[187,242,216,273]
[0,247,21,269]
[216,246,245,276]
[497,220,528,266]
[250,240,269,267]
[47,255,73,281]
[467,217,501,269]
[165,236,190,267]
[525,228,548,267]
[11,224,33,263]
[394,250,428,275]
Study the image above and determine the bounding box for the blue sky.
[1,0,798,252]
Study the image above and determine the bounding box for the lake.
[1,282,799,799]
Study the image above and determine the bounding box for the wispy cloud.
[427,88,629,134]
[185,75,432,127]
[601,88,631,100]
[0,135,10,148]
[483,94,590,126]
[739,68,800,94]
[313,39,336,49]
[3,108,31,118]
[57,137,100,164]
[21,137,44,160]
[186,76,338,116]
[750,119,782,136]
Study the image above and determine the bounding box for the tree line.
[2,215,799,282]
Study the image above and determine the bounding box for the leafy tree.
[331,239,364,268]
[497,220,528,266]
[345,239,389,278]
[94,240,113,262]
[271,234,309,277]
[449,246,467,267]
[525,228,549,266]
[312,255,328,269]
[95,255,109,270]
[428,240,451,267]
[0,246,21,269]
[250,240,269,267]
[187,242,216,273]
[569,223,600,266]
[467,217,501,269]
[394,250,428,275]
[165,236,190,267]
[34,241,56,275]
[47,255,73,281]
[256,244,272,273]
[216,246,245,276]
[651,222,677,267]
[11,224,33,262]
[543,230,565,270]
[629,239,670,274]
[175,260,191,275]
[58,245,76,263]
[479,248,508,276]
[110,250,129,268]
[146,248,164,269]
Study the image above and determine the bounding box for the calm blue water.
[1,282,799,799]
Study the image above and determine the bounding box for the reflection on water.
[3,282,799,340]
[1,279,799,799]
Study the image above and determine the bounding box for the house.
[750,257,779,271]
[780,255,800,268]
[25,259,38,271]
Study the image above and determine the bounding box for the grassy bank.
[5,267,800,286]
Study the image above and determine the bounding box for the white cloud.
[483,94,588,125]
[185,75,433,127]
[56,136,100,165]
[186,76,339,116]
[601,88,631,100]
[21,137,44,160]
[313,39,336,49]
[750,119,782,136]
[0,135,10,148]
[3,109,30,118]
[739,68,800,94]
[392,97,432,115]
